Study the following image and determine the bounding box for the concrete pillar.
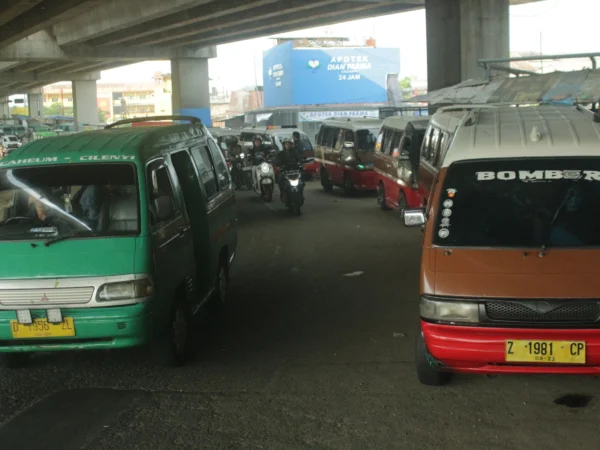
[0,97,9,120]
[28,88,44,119]
[72,80,98,130]
[171,58,212,126]
[425,0,509,91]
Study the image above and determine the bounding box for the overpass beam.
[171,58,211,126]
[28,88,44,119]
[72,80,98,129]
[425,0,509,91]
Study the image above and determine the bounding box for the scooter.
[232,153,252,190]
[280,166,305,216]
[251,151,275,202]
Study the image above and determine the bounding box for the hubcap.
[172,308,188,354]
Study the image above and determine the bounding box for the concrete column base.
[171,58,212,127]
[425,0,509,91]
[73,80,98,130]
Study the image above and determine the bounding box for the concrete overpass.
[0,0,538,125]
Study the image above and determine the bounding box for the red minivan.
[315,118,383,195]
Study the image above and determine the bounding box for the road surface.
[0,182,599,449]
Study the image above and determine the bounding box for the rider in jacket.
[275,137,302,192]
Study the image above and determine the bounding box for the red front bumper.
[422,320,600,374]
[303,161,318,176]
[348,169,377,191]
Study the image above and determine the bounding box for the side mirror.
[404,209,426,227]
[154,196,175,222]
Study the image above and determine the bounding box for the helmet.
[282,137,294,148]
[253,135,263,143]
[225,135,238,145]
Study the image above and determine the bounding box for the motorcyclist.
[275,137,302,192]
[249,135,268,188]
[227,136,244,188]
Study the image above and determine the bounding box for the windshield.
[356,129,380,152]
[7,137,17,142]
[0,163,139,241]
[434,158,600,248]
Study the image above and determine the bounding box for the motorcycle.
[232,152,252,190]
[251,151,275,202]
[279,166,305,216]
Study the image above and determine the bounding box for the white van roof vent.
[530,126,542,143]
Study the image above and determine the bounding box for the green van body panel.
[0,124,237,355]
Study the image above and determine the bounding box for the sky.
[100,0,599,91]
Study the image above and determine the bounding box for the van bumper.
[0,304,153,353]
[422,320,600,374]
[348,169,377,190]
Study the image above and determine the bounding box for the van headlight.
[420,296,479,323]
[97,278,154,301]
[260,163,270,174]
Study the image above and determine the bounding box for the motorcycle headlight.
[420,296,479,323]
[240,153,245,159]
[289,179,300,187]
[260,163,270,174]
[97,278,153,302]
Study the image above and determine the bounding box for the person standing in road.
[292,131,304,159]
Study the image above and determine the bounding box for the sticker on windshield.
[446,188,457,198]
[443,199,454,208]
[476,170,600,182]
[442,209,452,218]
[438,229,450,239]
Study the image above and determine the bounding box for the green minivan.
[0,116,237,366]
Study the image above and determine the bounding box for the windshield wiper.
[540,188,576,256]
[44,230,96,247]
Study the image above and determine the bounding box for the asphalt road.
[1,182,600,450]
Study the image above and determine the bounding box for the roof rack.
[105,115,202,129]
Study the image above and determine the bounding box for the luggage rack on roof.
[105,115,202,129]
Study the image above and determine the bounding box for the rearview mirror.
[404,209,426,227]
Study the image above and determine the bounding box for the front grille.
[485,301,600,323]
[0,287,94,306]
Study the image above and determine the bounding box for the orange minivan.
[405,104,600,385]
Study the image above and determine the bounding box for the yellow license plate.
[506,340,585,364]
[10,317,75,339]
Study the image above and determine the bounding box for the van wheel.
[377,183,390,211]
[416,332,452,386]
[321,169,333,192]
[398,191,407,218]
[1,353,30,368]
[160,294,192,367]
[343,175,354,197]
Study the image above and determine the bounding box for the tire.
[321,169,333,192]
[377,183,390,211]
[343,174,354,197]
[1,353,30,368]
[263,184,273,202]
[160,294,192,367]
[415,332,452,386]
[292,201,302,216]
[398,191,408,218]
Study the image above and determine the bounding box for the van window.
[208,139,231,191]
[322,127,339,148]
[191,145,219,198]
[0,164,139,240]
[434,158,600,248]
[147,161,177,226]
[356,129,379,152]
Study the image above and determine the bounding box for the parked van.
[315,118,383,195]
[0,115,237,367]
[374,116,430,214]
[405,105,600,384]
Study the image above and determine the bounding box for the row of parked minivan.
[314,104,600,385]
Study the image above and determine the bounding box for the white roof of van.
[441,105,600,168]
[322,117,383,131]
[382,115,430,131]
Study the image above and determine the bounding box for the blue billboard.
[263,44,400,107]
